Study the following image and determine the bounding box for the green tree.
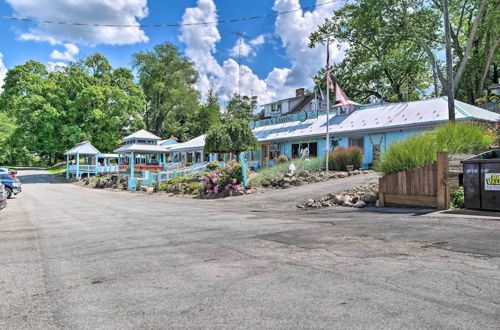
[223,94,258,122]
[197,86,221,133]
[204,119,259,155]
[132,42,200,138]
[0,54,146,165]
[309,0,433,102]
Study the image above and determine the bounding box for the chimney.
[296,88,305,97]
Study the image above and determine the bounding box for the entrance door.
[261,144,270,169]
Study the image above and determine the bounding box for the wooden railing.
[379,152,449,209]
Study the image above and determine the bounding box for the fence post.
[436,152,449,209]
[378,178,385,206]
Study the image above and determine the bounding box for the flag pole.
[325,38,330,172]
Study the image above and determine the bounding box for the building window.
[349,137,364,150]
[309,142,318,157]
[292,144,300,158]
[277,103,282,113]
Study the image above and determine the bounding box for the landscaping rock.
[300,182,379,209]
[354,200,366,208]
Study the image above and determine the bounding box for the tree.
[132,43,200,138]
[0,54,146,165]
[223,94,258,122]
[197,86,221,134]
[309,0,434,103]
[309,0,498,106]
[204,119,259,155]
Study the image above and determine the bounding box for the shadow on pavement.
[17,173,66,184]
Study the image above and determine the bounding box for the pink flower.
[212,177,217,183]
[216,169,221,174]
[233,185,241,190]
[208,184,212,188]
[226,184,232,190]
[203,177,209,182]
[214,185,219,193]
[232,178,237,184]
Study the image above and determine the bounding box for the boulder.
[354,200,366,208]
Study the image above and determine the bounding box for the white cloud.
[50,43,79,61]
[272,0,343,90]
[229,34,266,58]
[0,53,7,89]
[6,0,149,46]
[179,0,343,105]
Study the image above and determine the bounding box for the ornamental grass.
[377,122,497,175]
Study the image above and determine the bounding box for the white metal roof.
[253,97,500,142]
[98,153,118,158]
[168,135,206,153]
[157,98,500,151]
[65,141,101,156]
[114,143,168,154]
[123,129,161,141]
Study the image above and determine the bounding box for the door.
[261,144,270,169]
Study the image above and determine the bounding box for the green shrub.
[276,155,289,164]
[435,122,496,154]
[207,161,221,171]
[377,123,496,175]
[451,186,465,209]
[328,147,364,171]
[377,133,436,175]
[301,157,325,172]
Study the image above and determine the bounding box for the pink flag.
[335,84,350,107]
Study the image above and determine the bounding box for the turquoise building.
[171,94,500,170]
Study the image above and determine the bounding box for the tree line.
[0,43,258,166]
[309,0,498,104]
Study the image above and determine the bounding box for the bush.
[434,122,496,154]
[377,133,436,175]
[451,186,465,209]
[276,155,289,164]
[377,123,496,175]
[328,147,364,171]
[301,157,325,172]
[207,161,221,171]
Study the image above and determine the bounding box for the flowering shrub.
[201,162,244,196]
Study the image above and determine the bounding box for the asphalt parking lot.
[1,169,499,329]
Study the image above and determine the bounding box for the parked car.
[0,173,21,199]
[0,184,7,210]
[0,167,17,179]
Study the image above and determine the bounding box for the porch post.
[66,154,69,180]
[76,153,80,180]
[239,152,248,187]
[95,155,99,175]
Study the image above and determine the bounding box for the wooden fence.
[379,152,449,209]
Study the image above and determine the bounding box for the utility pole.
[443,0,455,122]
[230,32,250,97]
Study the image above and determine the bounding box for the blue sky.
[0,0,344,104]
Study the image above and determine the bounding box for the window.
[277,103,282,113]
[309,142,318,157]
[349,137,364,150]
[292,144,300,158]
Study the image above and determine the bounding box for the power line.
[0,1,337,28]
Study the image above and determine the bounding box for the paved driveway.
[1,169,499,329]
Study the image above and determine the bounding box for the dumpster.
[462,150,500,211]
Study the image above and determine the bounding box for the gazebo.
[114,129,169,190]
[65,141,101,180]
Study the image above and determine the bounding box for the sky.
[0,0,345,104]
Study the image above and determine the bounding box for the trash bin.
[462,150,500,211]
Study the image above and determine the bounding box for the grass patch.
[46,168,67,174]
[377,122,497,175]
